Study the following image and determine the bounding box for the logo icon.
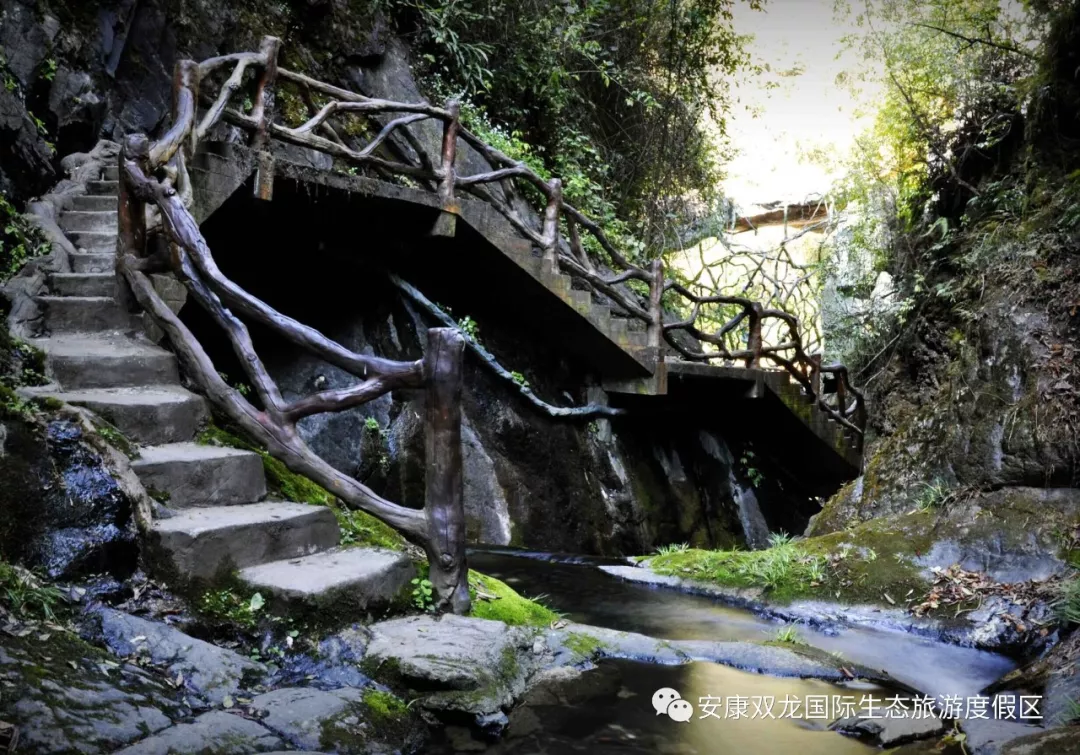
[652,688,692,722]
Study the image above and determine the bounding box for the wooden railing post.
[745,302,763,369]
[432,99,460,238]
[542,178,563,269]
[251,35,281,200]
[424,327,470,614]
[808,353,822,399]
[647,258,664,364]
[836,374,848,418]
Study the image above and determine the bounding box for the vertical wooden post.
[542,178,563,268]
[808,353,822,400]
[118,135,148,259]
[647,258,664,364]
[251,36,281,200]
[836,375,848,418]
[423,327,470,615]
[745,302,763,369]
[116,134,150,314]
[431,100,460,238]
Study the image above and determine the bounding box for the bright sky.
[722,0,881,208]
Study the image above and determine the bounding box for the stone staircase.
[23,162,414,615]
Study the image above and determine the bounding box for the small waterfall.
[699,431,771,549]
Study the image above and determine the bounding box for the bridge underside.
[190,144,861,494]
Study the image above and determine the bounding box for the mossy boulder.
[362,614,539,727]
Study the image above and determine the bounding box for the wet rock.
[112,710,284,755]
[963,718,1045,755]
[0,417,137,580]
[0,631,185,754]
[830,713,945,747]
[86,607,266,705]
[251,687,365,752]
[363,614,537,723]
[273,626,372,691]
[999,726,1080,755]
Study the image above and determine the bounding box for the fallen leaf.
[222,695,235,709]
[883,593,896,605]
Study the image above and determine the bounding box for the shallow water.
[469,549,1016,699]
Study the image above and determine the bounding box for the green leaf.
[248,592,265,612]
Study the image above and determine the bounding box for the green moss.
[562,631,607,660]
[90,418,140,460]
[648,517,935,608]
[197,421,407,551]
[468,570,559,627]
[362,688,408,724]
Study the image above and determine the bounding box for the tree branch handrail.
[141,39,868,449]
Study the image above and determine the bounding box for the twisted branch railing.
[117,38,866,608]
[179,38,866,442]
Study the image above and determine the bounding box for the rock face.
[811,297,1079,537]
[0,415,137,579]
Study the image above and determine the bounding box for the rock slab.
[90,607,265,704]
[112,711,283,755]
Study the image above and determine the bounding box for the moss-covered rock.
[468,571,559,627]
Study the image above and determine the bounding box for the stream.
[432,548,1019,754]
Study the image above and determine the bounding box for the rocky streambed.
[5,547,1071,755]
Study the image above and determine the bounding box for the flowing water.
[435,548,1019,755]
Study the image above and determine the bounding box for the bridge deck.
[188,142,861,483]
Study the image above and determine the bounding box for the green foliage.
[364,416,381,433]
[1,193,50,283]
[410,577,434,611]
[0,561,64,621]
[1054,575,1080,625]
[914,479,955,511]
[197,588,267,630]
[509,371,529,390]
[822,0,1048,368]
[740,450,764,487]
[650,536,828,597]
[393,0,760,250]
[468,570,560,626]
[654,542,690,556]
[457,315,479,342]
[772,625,805,645]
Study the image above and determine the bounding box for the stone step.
[87,180,119,196]
[69,231,117,253]
[131,442,267,507]
[31,334,179,389]
[101,164,119,181]
[51,272,116,297]
[239,547,415,616]
[568,288,591,313]
[24,386,209,445]
[148,502,340,583]
[72,194,118,212]
[60,210,117,233]
[37,296,134,334]
[70,253,115,274]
